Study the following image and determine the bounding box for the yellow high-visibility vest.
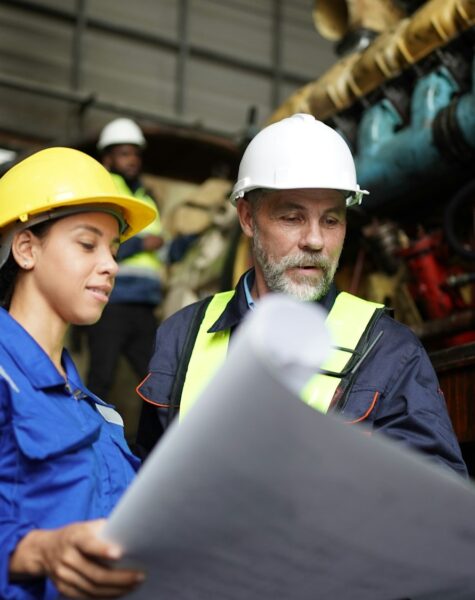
[111,174,162,274]
[179,291,384,419]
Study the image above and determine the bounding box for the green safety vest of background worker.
[136,114,467,478]
[85,118,164,424]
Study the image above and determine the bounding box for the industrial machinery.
[267,0,475,465]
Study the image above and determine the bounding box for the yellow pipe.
[457,0,475,24]
[307,53,362,120]
[348,19,410,97]
[398,0,475,65]
[266,54,362,125]
[268,0,475,125]
[265,82,314,125]
[313,0,405,42]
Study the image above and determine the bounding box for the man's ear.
[236,198,254,239]
[11,230,39,270]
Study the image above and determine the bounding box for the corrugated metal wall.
[0,0,335,146]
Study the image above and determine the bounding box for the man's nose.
[299,220,324,251]
[127,155,141,168]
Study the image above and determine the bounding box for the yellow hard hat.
[0,146,156,240]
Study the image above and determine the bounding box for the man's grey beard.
[252,225,339,301]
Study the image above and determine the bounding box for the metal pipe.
[312,0,405,42]
[0,72,235,140]
[411,309,475,341]
[355,65,470,208]
[0,72,92,105]
[270,0,475,123]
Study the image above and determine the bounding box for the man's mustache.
[277,253,331,271]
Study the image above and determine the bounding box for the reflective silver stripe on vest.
[116,265,162,280]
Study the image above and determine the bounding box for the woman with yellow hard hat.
[0,147,156,599]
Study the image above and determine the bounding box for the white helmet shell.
[230,113,367,206]
[97,118,146,151]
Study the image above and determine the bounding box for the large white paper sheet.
[104,295,475,600]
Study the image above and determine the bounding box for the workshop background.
[0,0,334,146]
[1,0,474,472]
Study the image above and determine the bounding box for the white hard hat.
[97,118,146,151]
[230,113,368,206]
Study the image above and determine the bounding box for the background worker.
[0,147,156,599]
[85,118,164,431]
[135,113,467,478]
[160,177,235,320]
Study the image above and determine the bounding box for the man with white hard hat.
[135,113,467,477]
[86,118,163,439]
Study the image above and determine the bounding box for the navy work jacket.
[0,308,139,600]
[136,270,468,478]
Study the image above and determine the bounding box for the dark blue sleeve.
[117,236,145,261]
[340,316,468,477]
[135,303,198,454]
[373,342,468,477]
[167,234,200,264]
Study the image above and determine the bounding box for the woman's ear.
[11,230,39,271]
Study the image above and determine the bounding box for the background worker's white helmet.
[230,113,368,207]
[97,118,146,151]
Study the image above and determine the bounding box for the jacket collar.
[208,268,338,333]
[0,308,81,390]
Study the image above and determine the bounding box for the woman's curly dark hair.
[0,252,18,308]
[0,220,54,308]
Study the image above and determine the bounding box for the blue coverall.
[0,308,139,600]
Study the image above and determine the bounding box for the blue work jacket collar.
[0,308,88,394]
[208,268,338,333]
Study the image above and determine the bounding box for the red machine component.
[399,230,457,320]
[399,229,475,347]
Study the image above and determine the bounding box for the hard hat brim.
[8,192,157,241]
[71,193,157,241]
[230,185,368,207]
[0,192,157,271]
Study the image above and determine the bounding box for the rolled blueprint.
[103,294,475,600]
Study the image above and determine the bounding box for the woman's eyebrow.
[71,224,103,235]
[71,224,120,244]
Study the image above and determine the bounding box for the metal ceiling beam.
[0,72,235,140]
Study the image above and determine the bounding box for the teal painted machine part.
[456,57,475,148]
[354,64,475,208]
